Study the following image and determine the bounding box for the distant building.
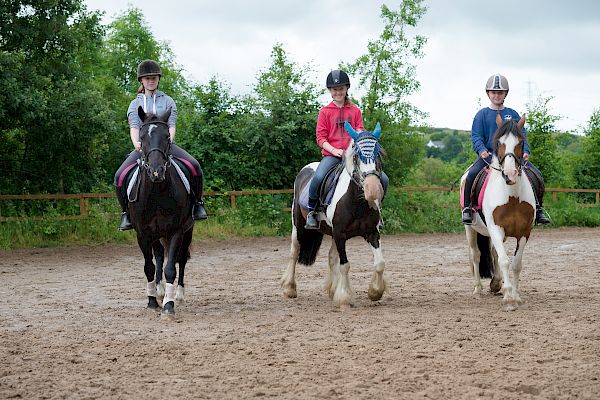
[426,140,445,149]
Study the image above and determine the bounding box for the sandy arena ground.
[1,227,599,399]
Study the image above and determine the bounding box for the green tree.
[177,77,247,191]
[345,1,427,125]
[344,1,428,186]
[241,44,321,189]
[0,0,114,194]
[525,95,559,184]
[574,108,600,191]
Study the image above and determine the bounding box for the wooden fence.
[0,187,598,222]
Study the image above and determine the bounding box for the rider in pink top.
[305,70,388,229]
[316,96,365,157]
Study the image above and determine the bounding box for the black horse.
[281,122,387,307]
[127,107,194,315]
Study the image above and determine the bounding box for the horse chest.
[491,196,534,239]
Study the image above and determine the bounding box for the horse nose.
[504,169,518,184]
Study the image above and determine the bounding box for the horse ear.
[496,112,503,128]
[160,107,171,122]
[373,122,381,139]
[138,106,146,122]
[518,114,526,131]
[344,122,359,140]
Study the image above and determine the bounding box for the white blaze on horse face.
[147,124,157,138]
[499,135,519,184]
[359,161,383,208]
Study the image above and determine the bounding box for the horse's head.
[493,114,526,185]
[138,106,172,183]
[344,122,384,208]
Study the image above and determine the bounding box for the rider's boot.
[535,207,550,225]
[193,199,208,220]
[119,212,133,231]
[461,206,474,225]
[304,209,319,229]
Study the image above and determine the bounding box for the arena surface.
[1,227,599,399]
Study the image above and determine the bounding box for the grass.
[1,190,599,250]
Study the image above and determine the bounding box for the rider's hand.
[480,150,490,159]
[134,141,141,152]
[331,148,344,157]
[523,153,529,161]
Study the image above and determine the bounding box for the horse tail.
[297,229,324,266]
[476,233,493,279]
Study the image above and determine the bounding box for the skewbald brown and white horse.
[281,122,386,307]
[460,114,535,311]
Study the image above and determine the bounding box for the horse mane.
[492,119,524,151]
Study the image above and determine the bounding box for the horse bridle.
[485,143,525,183]
[348,136,382,189]
[140,120,172,173]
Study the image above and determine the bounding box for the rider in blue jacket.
[461,74,550,225]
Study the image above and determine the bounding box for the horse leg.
[153,241,165,299]
[465,227,483,295]
[281,227,300,298]
[511,237,528,306]
[325,240,339,299]
[488,227,515,310]
[366,231,386,301]
[138,236,159,309]
[175,230,192,302]
[162,233,183,315]
[490,246,502,293]
[332,236,353,307]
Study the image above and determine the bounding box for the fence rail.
[0,187,598,222]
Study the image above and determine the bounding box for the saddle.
[524,164,545,204]
[124,157,193,202]
[298,162,345,211]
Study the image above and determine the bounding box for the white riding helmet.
[485,74,509,92]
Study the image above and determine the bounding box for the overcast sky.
[84,0,600,133]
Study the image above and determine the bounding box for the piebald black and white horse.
[460,114,535,310]
[281,122,386,307]
[127,107,195,315]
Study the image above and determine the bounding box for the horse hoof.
[147,296,160,310]
[283,288,297,298]
[162,301,175,315]
[490,279,502,293]
[368,288,384,302]
[175,286,185,302]
[502,297,519,311]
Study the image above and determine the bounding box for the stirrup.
[119,212,133,231]
[461,207,473,225]
[193,202,208,220]
[304,210,319,229]
[535,208,550,225]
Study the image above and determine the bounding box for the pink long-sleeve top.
[316,101,365,157]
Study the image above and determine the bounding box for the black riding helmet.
[137,60,162,81]
[326,69,350,88]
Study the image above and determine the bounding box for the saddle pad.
[298,167,344,211]
[127,165,140,199]
[460,167,490,210]
[473,169,491,211]
[125,157,192,202]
